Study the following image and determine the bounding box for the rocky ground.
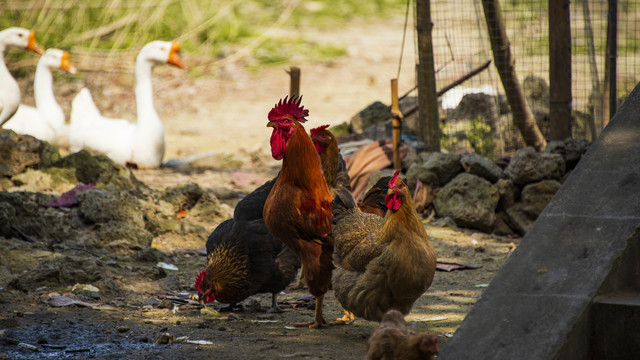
[1,15,522,360]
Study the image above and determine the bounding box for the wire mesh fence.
[427,0,639,158]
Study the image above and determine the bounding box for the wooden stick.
[287,66,301,98]
[391,79,403,169]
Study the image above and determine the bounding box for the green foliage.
[468,115,496,158]
[252,36,346,67]
[440,116,496,158]
[1,0,404,74]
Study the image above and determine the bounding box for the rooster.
[194,176,300,312]
[263,96,334,328]
[366,309,439,360]
[288,124,350,291]
[331,169,436,322]
[310,124,351,195]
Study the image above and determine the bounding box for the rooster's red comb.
[389,169,402,188]
[268,96,309,123]
[310,124,330,137]
[194,270,206,292]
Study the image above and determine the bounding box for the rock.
[401,146,419,170]
[545,138,590,170]
[449,93,499,130]
[161,183,225,220]
[417,152,462,185]
[430,216,459,230]
[405,163,439,192]
[76,190,153,249]
[9,256,119,294]
[504,203,535,236]
[0,192,47,239]
[492,212,516,236]
[502,180,560,236]
[495,178,520,212]
[133,248,171,263]
[48,150,142,190]
[190,191,225,220]
[504,147,565,185]
[520,179,562,218]
[349,101,390,133]
[155,333,175,344]
[0,129,61,177]
[460,153,503,183]
[433,173,499,232]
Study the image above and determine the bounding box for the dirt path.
[0,14,521,360]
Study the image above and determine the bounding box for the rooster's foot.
[330,310,355,325]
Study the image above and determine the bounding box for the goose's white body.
[5,49,76,145]
[0,27,44,127]
[69,40,184,168]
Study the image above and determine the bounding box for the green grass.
[2,0,405,75]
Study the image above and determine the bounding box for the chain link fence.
[427,0,638,157]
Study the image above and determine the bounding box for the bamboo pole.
[391,79,403,169]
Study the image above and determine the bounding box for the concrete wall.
[439,82,640,359]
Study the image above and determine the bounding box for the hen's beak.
[267,121,276,128]
[27,31,44,55]
[167,41,186,69]
[60,51,77,75]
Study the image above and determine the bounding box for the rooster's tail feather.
[332,188,357,224]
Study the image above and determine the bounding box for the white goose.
[5,49,77,145]
[0,27,44,126]
[69,41,185,168]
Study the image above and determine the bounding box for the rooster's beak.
[267,121,276,128]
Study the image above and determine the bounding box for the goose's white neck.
[0,47,21,126]
[134,57,161,127]
[34,60,65,129]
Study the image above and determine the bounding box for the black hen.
[195,178,299,312]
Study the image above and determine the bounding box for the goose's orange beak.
[60,51,77,75]
[167,41,185,69]
[27,31,44,55]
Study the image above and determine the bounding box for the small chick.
[366,310,439,360]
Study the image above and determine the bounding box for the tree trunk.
[481,0,546,151]
[549,0,572,141]
[416,0,440,151]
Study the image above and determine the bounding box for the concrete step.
[590,291,640,360]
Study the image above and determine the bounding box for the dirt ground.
[1,15,520,359]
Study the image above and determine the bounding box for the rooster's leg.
[310,294,326,328]
[331,309,355,325]
[289,266,306,290]
[290,294,326,328]
[268,293,284,313]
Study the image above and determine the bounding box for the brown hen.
[331,169,436,322]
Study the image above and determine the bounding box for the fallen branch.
[400,59,492,118]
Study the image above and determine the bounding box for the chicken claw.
[331,309,355,325]
[267,293,284,313]
[290,294,326,328]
